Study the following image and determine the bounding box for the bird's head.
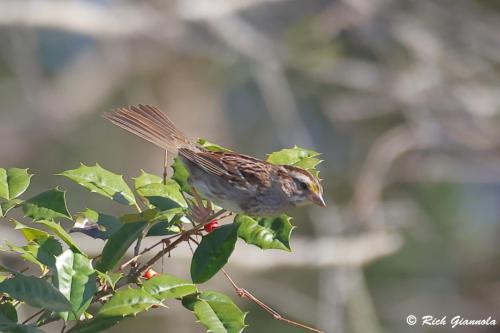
[281,165,325,207]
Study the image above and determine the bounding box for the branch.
[222,269,325,333]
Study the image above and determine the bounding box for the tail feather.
[103,104,191,151]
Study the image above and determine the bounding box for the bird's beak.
[311,193,326,207]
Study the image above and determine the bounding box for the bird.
[103,104,325,216]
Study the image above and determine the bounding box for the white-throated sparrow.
[104,105,325,215]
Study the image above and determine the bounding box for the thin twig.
[22,309,45,325]
[222,269,325,333]
[163,149,168,185]
[61,323,66,333]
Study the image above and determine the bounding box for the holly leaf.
[0,302,17,322]
[96,271,123,290]
[97,287,160,317]
[182,291,246,333]
[0,274,72,312]
[53,250,97,320]
[142,274,197,300]
[37,220,83,254]
[234,214,294,251]
[11,220,50,242]
[191,224,238,283]
[95,222,148,272]
[171,158,191,193]
[197,139,232,152]
[0,323,45,333]
[1,199,23,218]
[267,146,322,177]
[70,209,121,240]
[135,181,187,211]
[66,316,125,333]
[133,171,163,189]
[59,163,136,206]
[22,188,71,221]
[4,237,62,270]
[0,168,33,201]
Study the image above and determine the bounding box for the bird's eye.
[298,181,308,191]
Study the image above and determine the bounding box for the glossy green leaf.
[0,274,72,312]
[234,214,294,251]
[197,139,232,152]
[95,222,148,272]
[4,236,62,269]
[71,209,121,240]
[0,168,33,201]
[120,209,158,224]
[53,250,97,320]
[171,158,191,193]
[142,274,197,300]
[182,291,246,333]
[37,220,83,254]
[0,302,17,322]
[22,188,71,221]
[135,180,187,211]
[59,163,136,206]
[191,224,238,283]
[67,316,125,333]
[133,171,162,189]
[11,220,50,242]
[0,323,44,333]
[96,271,123,290]
[97,287,160,317]
[1,199,23,218]
[146,216,182,236]
[267,146,322,177]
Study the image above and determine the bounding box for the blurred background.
[1,0,500,332]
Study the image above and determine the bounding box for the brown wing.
[179,149,273,189]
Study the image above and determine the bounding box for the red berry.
[204,220,219,233]
[143,268,158,280]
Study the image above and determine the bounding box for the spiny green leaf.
[120,209,158,224]
[95,222,148,272]
[59,163,136,206]
[1,199,23,218]
[22,188,71,221]
[234,214,294,251]
[11,220,50,242]
[135,181,187,210]
[133,171,163,189]
[97,287,160,317]
[197,138,233,152]
[53,250,97,321]
[66,316,125,333]
[4,237,62,270]
[142,274,197,300]
[182,291,246,333]
[0,274,72,312]
[171,158,191,193]
[0,302,17,322]
[0,323,45,333]
[71,209,122,240]
[96,271,123,290]
[0,168,33,201]
[37,220,83,254]
[267,146,322,177]
[191,224,238,284]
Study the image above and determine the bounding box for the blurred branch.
[207,15,315,147]
[0,0,170,38]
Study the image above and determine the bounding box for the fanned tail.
[103,104,192,152]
